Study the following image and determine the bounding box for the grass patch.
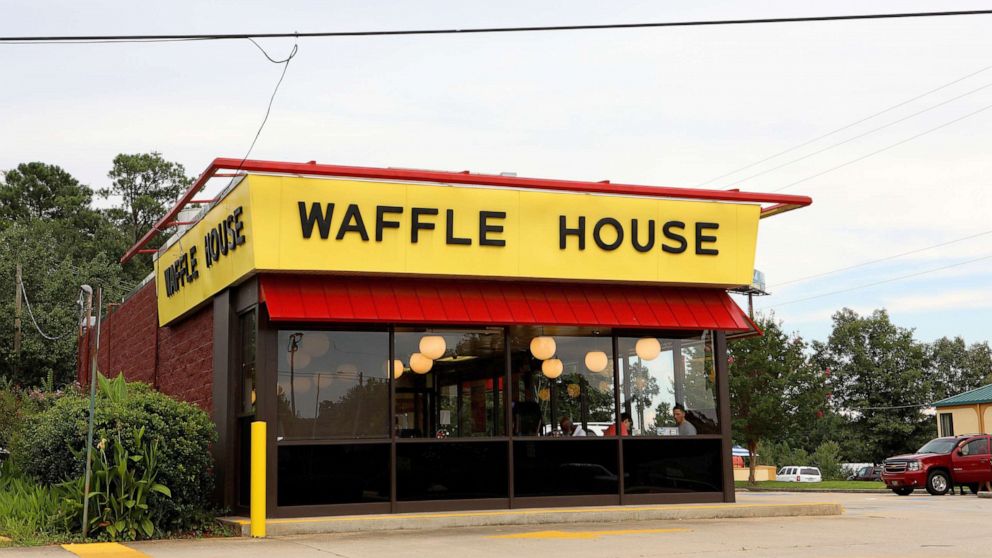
[736,480,887,490]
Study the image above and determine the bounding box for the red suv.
[882,434,991,495]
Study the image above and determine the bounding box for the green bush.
[811,441,844,480]
[14,374,216,533]
[0,463,75,545]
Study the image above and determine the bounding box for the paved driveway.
[6,491,992,557]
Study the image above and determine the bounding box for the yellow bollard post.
[250,421,266,538]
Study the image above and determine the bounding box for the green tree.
[813,308,933,464]
[729,315,825,483]
[927,337,990,401]
[0,221,128,386]
[627,359,660,432]
[0,162,94,224]
[100,153,192,245]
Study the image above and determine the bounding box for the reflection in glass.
[619,337,676,436]
[276,330,390,440]
[238,311,257,416]
[396,442,508,501]
[510,327,615,436]
[514,439,619,496]
[623,438,722,493]
[619,333,718,435]
[278,444,390,506]
[394,329,505,438]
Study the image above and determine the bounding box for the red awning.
[259,275,754,332]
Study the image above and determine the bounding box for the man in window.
[559,416,587,437]
[674,403,697,436]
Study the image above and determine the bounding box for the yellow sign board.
[155,175,761,325]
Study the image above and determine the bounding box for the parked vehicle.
[775,466,822,482]
[847,465,882,481]
[881,434,992,496]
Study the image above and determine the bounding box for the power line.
[772,101,992,192]
[693,62,992,187]
[721,79,992,187]
[19,280,71,341]
[774,228,992,287]
[234,39,299,173]
[2,10,992,43]
[765,253,992,308]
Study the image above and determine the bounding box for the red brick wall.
[79,281,214,412]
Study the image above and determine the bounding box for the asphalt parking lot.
[6,491,992,557]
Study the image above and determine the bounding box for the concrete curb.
[220,502,843,537]
[738,488,888,494]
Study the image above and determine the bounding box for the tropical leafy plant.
[63,427,171,540]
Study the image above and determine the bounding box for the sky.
[2,0,991,345]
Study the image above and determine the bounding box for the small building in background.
[933,384,992,437]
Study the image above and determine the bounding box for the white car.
[776,466,822,482]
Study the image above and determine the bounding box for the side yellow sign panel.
[154,182,255,326]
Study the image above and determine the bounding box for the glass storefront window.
[394,328,505,438]
[680,333,718,434]
[238,310,257,416]
[276,330,390,440]
[619,333,718,436]
[509,327,615,437]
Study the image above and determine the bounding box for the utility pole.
[13,263,22,376]
[81,287,102,538]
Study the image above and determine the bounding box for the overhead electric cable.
[774,228,992,287]
[2,9,992,43]
[233,38,299,174]
[772,101,992,192]
[693,62,992,187]
[19,281,70,341]
[765,253,992,308]
[721,80,992,187]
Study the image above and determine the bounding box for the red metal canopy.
[259,275,755,331]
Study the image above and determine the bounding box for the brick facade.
[78,281,214,412]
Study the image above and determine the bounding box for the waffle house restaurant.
[105,159,810,517]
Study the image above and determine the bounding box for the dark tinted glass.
[239,311,257,416]
[623,438,722,494]
[394,328,505,438]
[618,336,677,436]
[277,444,390,506]
[276,330,390,440]
[966,438,989,455]
[396,442,508,501]
[513,439,619,496]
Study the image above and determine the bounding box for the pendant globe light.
[410,352,433,374]
[392,359,405,379]
[542,358,563,379]
[584,351,608,373]
[635,337,662,361]
[419,335,447,360]
[530,336,556,360]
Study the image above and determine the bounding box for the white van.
[775,466,822,482]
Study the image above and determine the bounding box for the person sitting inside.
[559,416,587,437]
[605,412,632,436]
[673,403,697,436]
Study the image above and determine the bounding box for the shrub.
[811,441,844,480]
[14,374,216,533]
[0,462,75,545]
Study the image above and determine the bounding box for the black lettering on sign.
[232,206,246,246]
[299,202,335,239]
[661,221,687,254]
[593,217,623,251]
[376,206,403,242]
[411,207,437,243]
[445,209,471,245]
[559,216,586,250]
[336,204,370,241]
[479,211,506,247]
[630,219,655,253]
[695,222,719,255]
[163,246,199,297]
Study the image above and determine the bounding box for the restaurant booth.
[90,158,810,518]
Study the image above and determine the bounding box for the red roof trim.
[121,157,812,263]
[259,275,753,331]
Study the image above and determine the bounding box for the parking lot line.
[61,542,150,558]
